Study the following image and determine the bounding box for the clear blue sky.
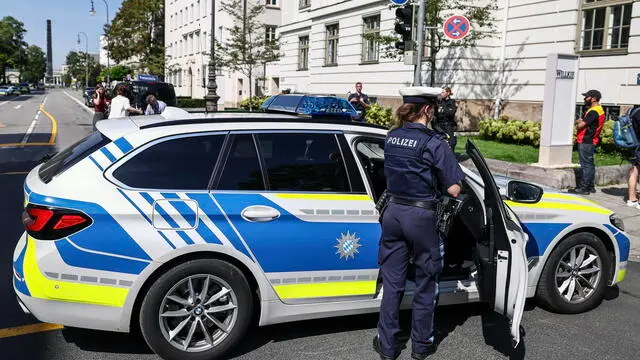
[5,0,125,68]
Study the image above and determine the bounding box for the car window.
[217,134,265,191]
[354,137,386,200]
[256,132,350,192]
[39,131,111,184]
[112,134,224,190]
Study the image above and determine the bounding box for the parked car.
[115,79,177,113]
[13,96,629,360]
[0,86,8,95]
[18,86,30,94]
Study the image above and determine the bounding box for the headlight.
[610,214,625,231]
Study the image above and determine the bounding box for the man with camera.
[348,82,371,122]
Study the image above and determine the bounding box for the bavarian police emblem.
[335,231,362,260]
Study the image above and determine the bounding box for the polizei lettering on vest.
[387,137,417,148]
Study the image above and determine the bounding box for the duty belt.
[389,196,437,211]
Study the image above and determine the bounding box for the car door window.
[256,133,350,192]
[217,134,266,191]
[354,137,386,200]
[112,134,224,190]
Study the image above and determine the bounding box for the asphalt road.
[0,90,639,359]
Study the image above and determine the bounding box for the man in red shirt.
[570,89,605,195]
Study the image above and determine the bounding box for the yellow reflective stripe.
[273,280,376,299]
[617,269,627,283]
[543,193,600,206]
[275,194,372,201]
[23,237,128,307]
[504,200,611,215]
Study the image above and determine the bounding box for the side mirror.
[507,180,543,203]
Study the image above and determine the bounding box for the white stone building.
[277,0,640,128]
[165,0,282,108]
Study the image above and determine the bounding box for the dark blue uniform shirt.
[384,122,465,201]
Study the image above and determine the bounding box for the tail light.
[22,204,92,240]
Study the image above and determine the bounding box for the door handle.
[241,205,280,222]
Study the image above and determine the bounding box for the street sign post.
[390,0,409,5]
[443,15,471,41]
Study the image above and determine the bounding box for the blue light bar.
[261,94,358,120]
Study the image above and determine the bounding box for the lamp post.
[204,0,220,112]
[77,32,89,89]
[90,0,110,87]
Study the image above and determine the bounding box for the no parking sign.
[443,14,471,41]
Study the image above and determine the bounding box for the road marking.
[0,101,8,106]
[0,142,54,147]
[39,105,57,145]
[62,90,93,114]
[34,110,41,120]
[0,171,30,175]
[14,104,22,110]
[21,119,38,144]
[0,323,64,339]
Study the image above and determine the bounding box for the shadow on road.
[61,328,155,355]
[601,186,629,201]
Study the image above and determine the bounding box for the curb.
[459,157,632,189]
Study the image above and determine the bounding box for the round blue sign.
[443,15,471,41]
[390,0,409,5]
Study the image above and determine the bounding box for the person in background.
[434,86,458,150]
[108,84,143,118]
[626,105,640,209]
[91,84,110,130]
[348,82,371,122]
[145,94,167,115]
[569,89,605,195]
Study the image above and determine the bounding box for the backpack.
[613,107,640,148]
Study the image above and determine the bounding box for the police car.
[13,95,629,360]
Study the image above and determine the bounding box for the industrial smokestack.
[46,19,53,84]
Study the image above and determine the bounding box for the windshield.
[38,132,111,183]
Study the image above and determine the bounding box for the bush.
[239,96,270,110]
[177,98,206,108]
[479,118,541,146]
[365,103,394,128]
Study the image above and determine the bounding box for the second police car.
[13,95,630,360]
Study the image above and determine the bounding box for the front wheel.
[536,232,611,314]
[140,259,253,360]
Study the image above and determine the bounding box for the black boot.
[411,343,438,360]
[373,335,399,360]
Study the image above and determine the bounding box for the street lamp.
[204,0,220,112]
[77,32,89,89]
[90,0,110,87]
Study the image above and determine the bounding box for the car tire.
[536,232,610,314]
[139,259,253,360]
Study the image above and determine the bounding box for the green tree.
[0,16,27,83]
[216,0,281,110]
[99,64,133,83]
[65,51,104,87]
[106,0,164,75]
[371,0,497,86]
[21,45,46,84]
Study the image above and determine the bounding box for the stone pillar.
[535,53,580,168]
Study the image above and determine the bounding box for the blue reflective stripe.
[615,232,630,262]
[521,222,571,258]
[100,147,116,163]
[140,193,194,245]
[55,239,149,274]
[114,137,133,154]
[187,193,252,257]
[161,193,221,244]
[29,191,152,260]
[13,243,30,296]
[604,224,619,236]
[89,155,104,171]
[117,189,176,249]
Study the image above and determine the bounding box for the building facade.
[277,0,640,128]
[165,0,282,108]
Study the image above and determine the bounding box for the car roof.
[95,107,388,140]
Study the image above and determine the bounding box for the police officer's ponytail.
[391,102,436,130]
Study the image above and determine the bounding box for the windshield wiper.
[39,152,58,163]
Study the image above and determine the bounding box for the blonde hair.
[390,102,435,130]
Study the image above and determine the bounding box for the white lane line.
[43,95,47,106]
[62,91,93,114]
[21,119,38,144]
[34,110,41,120]
[14,104,22,110]
[0,101,9,106]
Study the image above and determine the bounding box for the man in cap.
[433,86,458,150]
[373,87,465,360]
[570,89,605,195]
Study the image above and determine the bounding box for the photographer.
[348,82,371,122]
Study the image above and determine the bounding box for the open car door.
[466,140,528,347]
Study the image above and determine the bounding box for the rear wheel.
[537,232,610,314]
[140,259,253,360]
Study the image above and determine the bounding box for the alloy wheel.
[554,244,602,304]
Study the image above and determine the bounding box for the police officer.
[433,86,458,150]
[373,87,465,360]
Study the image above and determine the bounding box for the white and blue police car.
[13,95,630,360]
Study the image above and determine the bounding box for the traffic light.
[394,5,414,52]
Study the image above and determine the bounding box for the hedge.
[239,96,269,110]
[177,98,206,108]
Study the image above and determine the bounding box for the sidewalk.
[588,185,640,261]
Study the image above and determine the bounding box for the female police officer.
[373,87,465,360]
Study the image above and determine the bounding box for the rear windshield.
[129,82,177,107]
[39,132,111,183]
